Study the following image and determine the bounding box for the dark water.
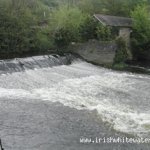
[0,54,150,150]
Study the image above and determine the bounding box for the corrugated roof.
[94,14,132,27]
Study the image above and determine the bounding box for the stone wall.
[68,40,117,65]
[119,27,131,48]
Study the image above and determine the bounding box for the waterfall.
[0,54,75,74]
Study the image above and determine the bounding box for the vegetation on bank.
[0,0,150,66]
[131,4,150,62]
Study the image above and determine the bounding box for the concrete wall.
[119,28,131,48]
[68,40,117,65]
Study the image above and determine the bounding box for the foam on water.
[33,76,150,137]
[0,60,150,137]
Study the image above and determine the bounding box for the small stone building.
[68,15,133,65]
[94,14,132,47]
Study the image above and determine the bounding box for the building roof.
[94,14,132,27]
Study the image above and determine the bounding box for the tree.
[50,5,86,47]
[79,16,98,41]
[131,4,150,61]
[0,0,52,58]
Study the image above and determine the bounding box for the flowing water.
[0,54,150,141]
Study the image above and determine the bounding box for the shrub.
[112,62,128,70]
[50,5,86,48]
[131,4,150,61]
[96,24,112,41]
[114,38,128,64]
[0,0,53,58]
[53,28,73,48]
[34,30,54,51]
[79,16,98,41]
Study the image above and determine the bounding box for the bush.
[112,62,128,70]
[34,31,53,51]
[0,0,53,58]
[114,38,128,64]
[131,4,150,61]
[96,24,112,41]
[53,28,73,48]
[79,16,98,41]
[50,5,86,48]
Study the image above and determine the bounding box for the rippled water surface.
[0,56,150,138]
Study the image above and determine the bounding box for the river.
[0,54,150,150]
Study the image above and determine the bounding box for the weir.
[0,54,75,74]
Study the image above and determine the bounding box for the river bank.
[0,37,149,75]
[66,40,150,75]
[0,51,150,75]
[99,60,150,75]
[70,52,150,75]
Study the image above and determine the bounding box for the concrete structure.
[94,14,132,47]
[68,40,117,65]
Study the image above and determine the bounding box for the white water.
[0,60,150,137]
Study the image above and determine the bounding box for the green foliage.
[51,5,86,47]
[1,0,150,60]
[53,28,73,48]
[79,16,98,41]
[77,0,148,16]
[100,0,148,16]
[0,5,33,53]
[0,0,53,58]
[114,38,128,64]
[96,24,112,41]
[131,4,150,61]
[112,62,128,70]
[78,0,102,14]
[131,4,150,44]
[35,29,54,51]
